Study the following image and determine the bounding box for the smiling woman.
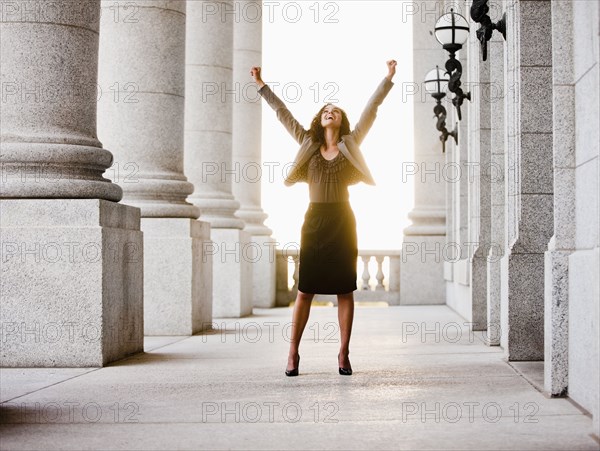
[251,58,397,377]
[261,1,414,251]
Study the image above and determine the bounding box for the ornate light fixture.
[424,66,457,153]
[470,0,507,61]
[434,8,471,121]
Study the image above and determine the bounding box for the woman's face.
[321,104,343,129]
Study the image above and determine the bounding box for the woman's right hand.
[250,66,265,89]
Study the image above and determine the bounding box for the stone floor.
[1,305,598,450]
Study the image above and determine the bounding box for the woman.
[250,61,397,376]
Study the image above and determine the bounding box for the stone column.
[402,0,447,305]
[0,0,143,366]
[446,45,472,316]
[487,32,505,347]
[443,126,456,285]
[500,0,554,360]
[185,0,251,318]
[543,0,575,396]
[231,0,276,308]
[440,0,473,314]
[98,0,212,335]
[466,28,492,332]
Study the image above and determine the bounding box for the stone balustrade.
[275,249,401,306]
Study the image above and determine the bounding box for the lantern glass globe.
[424,67,449,95]
[434,10,470,46]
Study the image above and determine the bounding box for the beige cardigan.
[258,77,394,187]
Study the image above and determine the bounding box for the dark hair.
[308,104,351,144]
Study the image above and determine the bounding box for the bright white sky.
[260,0,414,250]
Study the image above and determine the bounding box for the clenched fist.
[250,66,265,88]
[386,60,397,81]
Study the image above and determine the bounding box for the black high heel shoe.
[338,353,352,376]
[285,354,300,377]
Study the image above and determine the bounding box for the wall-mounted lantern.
[424,66,458,153]
[434,8,471,121]
[470,0,507,61]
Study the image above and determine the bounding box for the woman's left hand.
[386,60,397,81]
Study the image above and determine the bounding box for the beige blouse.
[299,148,364,202]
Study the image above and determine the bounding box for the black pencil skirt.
[298,201,358,295]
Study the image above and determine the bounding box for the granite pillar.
[445,22,471,316]
[0,0,143,366]
[500,0,553,361]
[542,0,575,396]
[98,0,212,335]
[185,0,251,318]
[466,27,492,332]
[443,130,456,285]
[486,33,505,347]
[231,0,276,308]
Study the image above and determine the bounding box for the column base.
[400,235,445,304]
[486,255,502,346]
[249,235,276,308]
[471,246,489,331]
[568,247,599,438]
[445,259,471,323]
[500,250,545,361]
[0,199,143,367]
[141,218,212,335]
[210,228,252,318]
[544,248,569,396]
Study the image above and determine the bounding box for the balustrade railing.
[275,249,401,306]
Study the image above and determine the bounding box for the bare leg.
[287,290,314,371]
[337,291,354,369]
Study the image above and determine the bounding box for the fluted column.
[232,0,275,308]
[401,0,447,305]
[232,0,268,235]
[98,1,197,218]
[0,2,121,201]
[0,0,143,366]
[98,0,212,334]
[185,0,251,317]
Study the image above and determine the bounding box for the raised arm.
[250,66,307,144]
[350,60,397,145]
